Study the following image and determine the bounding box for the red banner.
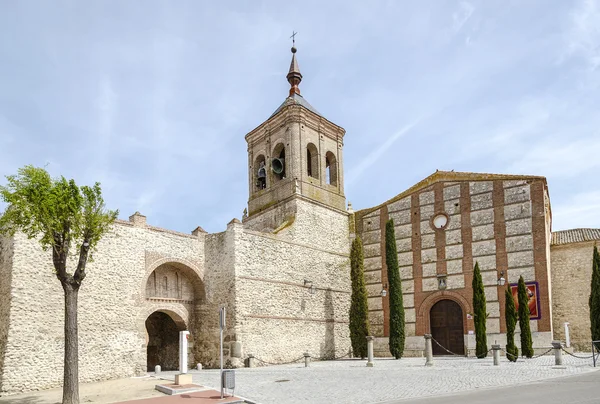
[510,281,540,320]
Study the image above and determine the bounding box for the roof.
[270,93,322,118]
[356,170,547,217]
[551,228,600,246]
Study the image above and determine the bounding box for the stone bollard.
[247,354,255,368]
[424,334,433,367]
[492,344,501,366]
[196,363,202,371]
[304,352,311,368]
[366,336,374,367]
[154,365,161,374]
[552,341,563,366]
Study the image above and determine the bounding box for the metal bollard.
[424,334,433,367]
[247,354,255,368]
[492,344,500,366]
[366,336,374,367]
[304,352,311,368]
[552,341,563,366]
[154,365,161,374]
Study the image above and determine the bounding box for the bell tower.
[244,45,347,231]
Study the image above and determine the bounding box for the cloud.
[345,119,421,188]
[452,2,475,33]
[565,0,600,70]
[553,190,600,230]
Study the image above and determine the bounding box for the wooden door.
[430,299,465,355]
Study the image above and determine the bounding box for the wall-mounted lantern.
[304,279,316,295]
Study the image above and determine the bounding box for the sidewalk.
[114,388,246,404]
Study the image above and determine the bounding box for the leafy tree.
[517,276,534,358]
[349,236,370,358]
[472,262,487,358]
[385,219,405,359]
[0,166,117,404]
[590,245,600,341]
[504,286,519,362]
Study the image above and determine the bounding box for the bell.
[272,158,285,174]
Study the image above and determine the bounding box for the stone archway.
[430,299,465,355]
[145,310,186,371]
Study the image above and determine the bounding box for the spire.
[286,46,302,96]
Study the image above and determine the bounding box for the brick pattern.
[493,180,508,333]
[530,181,552,332]
[356,176,554,349]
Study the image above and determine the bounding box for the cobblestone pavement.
[159,354,599,404]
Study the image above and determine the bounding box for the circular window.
[432,214,449,230]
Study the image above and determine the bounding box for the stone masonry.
[550,229,600,350]
[0,45,597,397]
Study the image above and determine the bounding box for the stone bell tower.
[244,45,347,232]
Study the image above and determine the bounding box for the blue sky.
[1,1,599,233]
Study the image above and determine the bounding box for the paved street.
[391,369,600,404]
[160,355,599,404]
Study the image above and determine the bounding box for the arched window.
[254,154,266,191]
[272,143,286,183]
[307,143,319,179]
[325,151,338,186]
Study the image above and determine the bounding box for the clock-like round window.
[432,214,449,230]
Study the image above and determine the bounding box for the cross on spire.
[290,31,297,46]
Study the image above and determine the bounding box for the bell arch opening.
[145,311,186,371]
[254,154,266,191]
[325,151,337,186]
[429,299,465,356]
[272,143,286,182]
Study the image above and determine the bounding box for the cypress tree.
[349,236,370,358]
[504,286,519,362]
[385,219,405,359]
[590,245,600,341]
[472,262,488,358]
[518,276,534,358]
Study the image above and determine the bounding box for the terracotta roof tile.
[551,228,600,245]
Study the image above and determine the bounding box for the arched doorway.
[145,311,186,371]
[430,299,465,355]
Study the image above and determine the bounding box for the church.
[0,46,598,395]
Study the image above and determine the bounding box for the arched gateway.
[430,299,465,355]
[142,260,205,371]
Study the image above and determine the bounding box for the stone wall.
[0,237,14,394]
[550,241,596,350]
[235,199,351,363]
[356,174,553,356]
[0,216,206,395]
[195,221,239,369]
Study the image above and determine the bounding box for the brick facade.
[355,172,555,356]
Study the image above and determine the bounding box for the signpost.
[219,306,226,399]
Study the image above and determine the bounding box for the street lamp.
[497,271,506,286]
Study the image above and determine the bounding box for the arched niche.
[145,261,205,303]
[307,143,319,179]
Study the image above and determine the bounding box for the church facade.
[0,47,599,395]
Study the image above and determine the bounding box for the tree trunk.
[62,282,80,404]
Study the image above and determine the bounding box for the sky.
[0,1,599,233]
